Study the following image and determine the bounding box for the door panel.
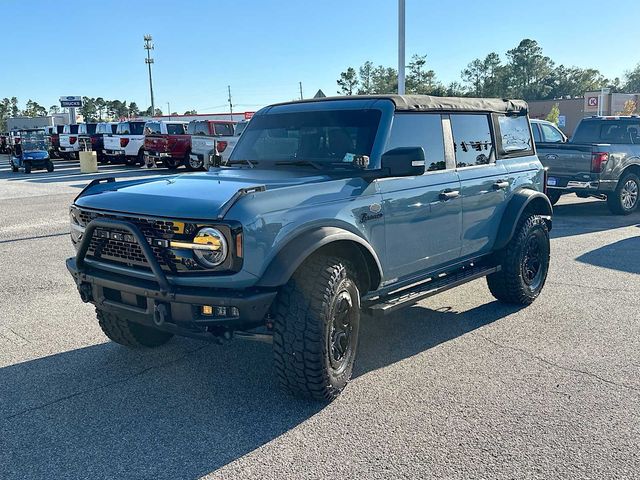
[378,171,462,281]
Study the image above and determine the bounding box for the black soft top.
[272,94,528,115]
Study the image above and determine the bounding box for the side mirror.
[380,147,426,177]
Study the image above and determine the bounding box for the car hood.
[74,168,349,219]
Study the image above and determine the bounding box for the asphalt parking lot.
[0,154,638,479]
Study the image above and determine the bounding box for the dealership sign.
[587,96,598,107]
[59,96,83,108]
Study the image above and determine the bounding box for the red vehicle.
[43,125,65,158]
[143,120,190,170]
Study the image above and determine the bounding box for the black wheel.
[136,149,145,166]
[162,157,181,170]
[96,308,173,348]
[24,161,31,174]
[487,214,550,305]
[46,160,54,172]
[273,255,360,401]
[11,163,18,173]
[607,172,639,215]
[547,190,561,206]
[185,153,203,171]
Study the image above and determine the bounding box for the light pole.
[398,0,406,95]
[167,102,171,120]
[144,34,155,117]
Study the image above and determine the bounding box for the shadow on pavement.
[550,198,640,239]
[0,301,515,479]
[575,232,640,274]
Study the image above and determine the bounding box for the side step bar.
[363,264,500,317]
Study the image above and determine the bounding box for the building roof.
[272,94,528,115]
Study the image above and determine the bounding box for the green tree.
[94,97,106,121]
[623,63,640,93]
[357,61,374,94]
[0,98,11,130]
[545,103,560,125]
[549,66,606,98]
[79,97,98,122]
[49,105,60,115]
[371,65,397,94]
[406,54,439,94]
[505,39,555,100]
[128,102,140,117]
[23,99,47,117]
[10,97,19,117]
[337,67,359,95]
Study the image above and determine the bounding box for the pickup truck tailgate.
[144,135,169,152]
[538,142,595,178]
[103,135,121,151]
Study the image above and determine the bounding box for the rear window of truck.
[213,123,234,136]
[573,119,640,144]
[144,122,162,135]
[188,121,209,136]
[118,122,145,135]
[166,123,186,135]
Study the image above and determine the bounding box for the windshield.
[20,131,46,151]
[235,121,248,136]
[230,110,381,166]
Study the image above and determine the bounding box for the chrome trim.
[169,240,219,251]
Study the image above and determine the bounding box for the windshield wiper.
[225,159,256,168]
[275,160,323,170]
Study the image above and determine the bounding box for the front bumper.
[67,218,276,334]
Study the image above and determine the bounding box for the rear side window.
[497,115,532,154]
[540,123,564,143]
[166,123,185,135]
[531,123,542,143]
[213,123,235,136]
[385,114,446,172]
[450,114,493,167]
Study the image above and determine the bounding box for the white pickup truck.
[59,124,82,160]
[199,119,249,170]
[187,120,236,170]
[102,120,147,165]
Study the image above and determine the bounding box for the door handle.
[493,180,509,190]
[439,189,460,201]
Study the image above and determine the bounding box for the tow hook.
[78,282,93,303]
[153,303,170,326]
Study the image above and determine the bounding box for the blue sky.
[4,0,640,114]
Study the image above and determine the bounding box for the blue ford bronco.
[67,95,552,400]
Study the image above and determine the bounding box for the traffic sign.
[60,96,83,108]
[587,96,598,107]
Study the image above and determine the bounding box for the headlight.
[191,227,228,268]
[69,207,84,245]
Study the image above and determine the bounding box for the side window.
[450,114,493,168]
[540,123,564,143]
[531,123,542,143]
[497,115,532,154]
[385,114,446,172]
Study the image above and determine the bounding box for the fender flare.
[493,189,553,251]
[256,226,383,290]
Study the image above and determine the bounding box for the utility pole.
[167,102,171,120]
[299,81,304,100]
[397,0,406,95]
[144,34,156,116]
[227,85,233,120]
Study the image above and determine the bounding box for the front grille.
[78,210,188,272]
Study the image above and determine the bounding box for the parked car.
[66,95,552,401]
[188,119,236,170]
[530,119,567,144]
[538,115,640,213]
[103,120,147,165]
[10,129,54,173]
[79,122,117,163]
[143,120,190,169]
[43,125,65,158]
[59,124,82,160]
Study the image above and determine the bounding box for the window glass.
[187,121,210,136]
[497,115,532,153]
[235,121,248,136]
[573,120,640,144]
[231,110,381,165]
[85,123,97,135]
[213,123,235,136]
[540,123,564,143]
[166,123,186,135]
[144,122,161,135]
[385,114,446,171]
[450,114,493,168]
[531,123,542,143]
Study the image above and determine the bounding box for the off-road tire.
[273,255,361,401]
[487,214,550,305]
[607,172,640,215]
[96,308,173,348]
[547,190,561,206]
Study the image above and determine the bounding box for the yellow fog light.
[202,305,213,315]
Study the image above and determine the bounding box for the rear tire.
[46,160,54,172]
[487,214,550,305]
[96,308,173,348]
[163,157,181,170]
[547,190,561,206]
[607,172,639,215]
[24,162,31,174]
[185,153,203,171]
[273,255,360,401]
